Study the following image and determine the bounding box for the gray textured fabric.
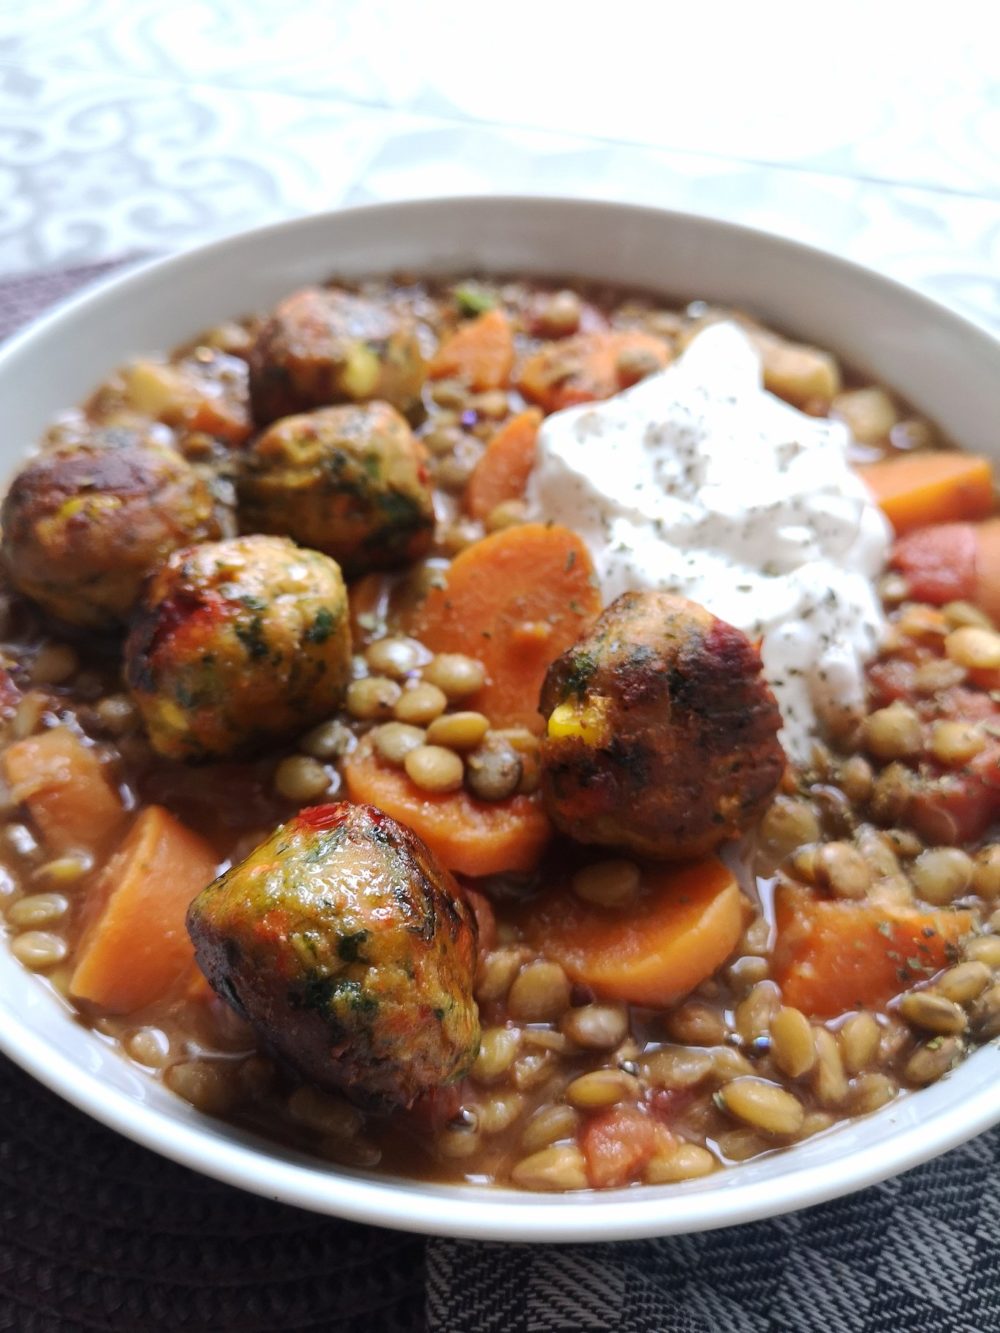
[427,1125,1000,1332]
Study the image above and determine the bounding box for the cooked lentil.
[421,653,486,699]
[464,738,522,801]
[364,636,424,679]
[393,682,448,725]
[716,1078,805,1136]
[403,744,464,793]
[10,930,67,969]
[273,755,330,802]
[371,721,426,765]
[571,859,641,908]
[346,676,401,720]
[425,711,490,751]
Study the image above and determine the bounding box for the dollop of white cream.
[525,322,891,764]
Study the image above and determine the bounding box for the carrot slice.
[520,858,744,1007]
[70,806,219,1013]
[857,451,994,535]
[465,409,542,520]
[1,726,125,855]
[410,523,601,732]
[342,734,550,877]
[515,330,670,414]
[772,883,973,1018]
[428,308,514,391]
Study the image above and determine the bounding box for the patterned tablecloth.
[1,258,998,1333]
[2,0,1000,341]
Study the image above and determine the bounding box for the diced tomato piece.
[937,686,998,723]
[579,1105,667,1189]
[890,523,978,606]
[909,749,1000,845]
[868,659,917,706]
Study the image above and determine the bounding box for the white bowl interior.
[1,196,998,1241]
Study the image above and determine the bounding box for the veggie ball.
[237,401,435,577]
[248,285,428,424]
[124,534,351,760]
[0,434,223,629]
[187,801,481,1109]
[540,590,786,860]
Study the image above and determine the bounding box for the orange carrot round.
[410,523,602,732]
[520,858,744,1007]
[428,308,514,390]
[342,734,550,877]
[465,409,542,520]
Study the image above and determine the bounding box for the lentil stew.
[1,273,998,1195]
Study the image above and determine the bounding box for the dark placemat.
[0,260,132,343]
[0,1057,424,1332]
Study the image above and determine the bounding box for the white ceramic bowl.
[1,197,998,1242]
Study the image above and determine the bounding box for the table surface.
[1,0,999,331]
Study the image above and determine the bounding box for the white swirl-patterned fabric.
[1,0,999,333]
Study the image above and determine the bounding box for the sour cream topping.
[525,321,891,763]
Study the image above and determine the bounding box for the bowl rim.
[1,193,998,1242]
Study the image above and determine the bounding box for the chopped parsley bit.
[305,607,336,644]
[235,615,269,661]
[337,930,369,963]
[453,283,496,316]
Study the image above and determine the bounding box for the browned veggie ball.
[187,801,480,1109]
[248,286,427,423]
[540,590,786,859]
[237,401,435,577]
[125,534,351,760]
[0,435,222,629]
